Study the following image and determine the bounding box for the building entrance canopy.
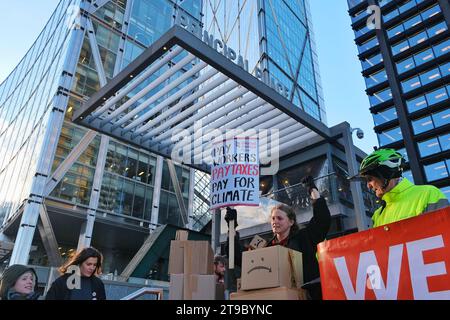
[73,26,334,173]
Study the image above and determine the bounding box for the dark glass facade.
[348,0,450,198]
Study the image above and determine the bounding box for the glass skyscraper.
[348,0,450,198]
[203,0,326,122]
[0,0,201,271]
[0,0,328,273]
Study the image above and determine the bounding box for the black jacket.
[267,197,331,284]
[45,274,106,300]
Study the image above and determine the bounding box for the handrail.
[120,287,164,300]
[261,172,337,197]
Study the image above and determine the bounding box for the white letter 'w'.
[333,244,403,300]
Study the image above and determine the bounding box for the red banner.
[318,207,450,300]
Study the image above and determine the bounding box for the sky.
[0,0,378,154]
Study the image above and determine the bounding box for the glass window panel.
[412,116,434,134]
[161,161,172,191]
[403,170,415,183]
[167,193,181,226]
[433,39,450,57]
[362,53,383,70]
[388,23,405,38]
[348,0,364,9]
[407,94,428,113]
[440,186,450,200]
[403,14,422,30]
[128,0,173,47]
[401,76,421,93]
[392,40,410,55]
[373,107,397,125]
[397,148,409,162]
[136,153,149,183]
[383,9,399,22]
[358,37,379,54]
[352,8,369,23]
[421,5,441,20]
[420,67,441,85]
[426,87,448,106]
[379,0,392,7]
[425,161,449,182]
[132,183,145,219]
[439,133,450,151]
[126,149,138,179]
[178,0,202,20]
[158,191,168,224]
[355,25,372,38]
[396,57,416,74]
[369,88,392,106]
[418,138,441,157]
[121,180,134,216]
[439,62,450,77]
[408,31,428,47]
[427,21,447,38]
[378,127,403,146]
[399,1,415,14]
[144,186,153,221]
[146,156,156,185]
[115,143,128,175]
[432,108,450,128]
[414,48,435,66]
[365,69,387,87]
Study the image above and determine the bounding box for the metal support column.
[45,130,97,195]
[211,209,221,254]
[77,134,109,250]
[113,0,134,76]
[37,205,63,267]
[150,156,163,230]
[372,0,426,184]
[9,95,69,265]
[187,168,195,229]
[333,122,370,231]
[438,0,450,28]
[9,15,87,265]
[86,18,107,86]
[167,160,189,227]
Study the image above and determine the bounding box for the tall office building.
[348,0,450,198]
[0,0,204,272]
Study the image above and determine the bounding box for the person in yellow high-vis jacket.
[355,148,448,228]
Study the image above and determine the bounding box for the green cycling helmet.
[359,148,405,178]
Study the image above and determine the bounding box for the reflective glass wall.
[202,0,326,123]
[0,0,79,223]
[55,0,201,228]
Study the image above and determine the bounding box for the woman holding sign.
[226,176,331,300]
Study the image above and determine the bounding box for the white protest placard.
[210,137,259,210]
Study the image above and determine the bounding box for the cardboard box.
[168,240,214,275]
[169,274,225,300]
[175,230,189,241]
[241,246,303,291]
[230,286,308,300]
[249,235,268,250]
[169,274,184,300]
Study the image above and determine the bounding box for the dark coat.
[45,274,106,300]
[227,197,331,299]
[267,197,331,284]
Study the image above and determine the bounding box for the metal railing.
[120,287,164,300]
[262,172,378,214]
